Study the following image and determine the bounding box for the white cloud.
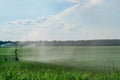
[84,0,103,9]
[4,0,105,41]
[56,0,80,3]
[61,0,103,5]
[7,16,48,26]
[90,0,103,5]
[67,0,80,3]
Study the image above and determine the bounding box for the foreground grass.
[0,61,120,80]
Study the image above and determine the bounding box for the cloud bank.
[3,0,107,41]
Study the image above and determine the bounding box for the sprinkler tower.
[15,48,19,61]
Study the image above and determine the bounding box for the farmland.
[1,46,120,80]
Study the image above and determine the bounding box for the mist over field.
[17,46,120,69]
[1,40,120,68]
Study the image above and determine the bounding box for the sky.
[0,0,120,41]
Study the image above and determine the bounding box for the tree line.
[1,39,120,47]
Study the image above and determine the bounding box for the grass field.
[1,46,120,80]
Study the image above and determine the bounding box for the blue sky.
[0,0,74,23]
[0,0,120,41]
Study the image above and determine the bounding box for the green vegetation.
[1,61,120,80]
[1,46,120,80]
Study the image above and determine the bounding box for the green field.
[1,46,120,80]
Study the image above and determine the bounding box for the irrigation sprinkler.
[15,48,19,61]
[4,48,19,61]
[14,41,25,61]
[14,41,26,61]
[4,42,21,61]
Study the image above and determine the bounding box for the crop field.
[1,46,120,80]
